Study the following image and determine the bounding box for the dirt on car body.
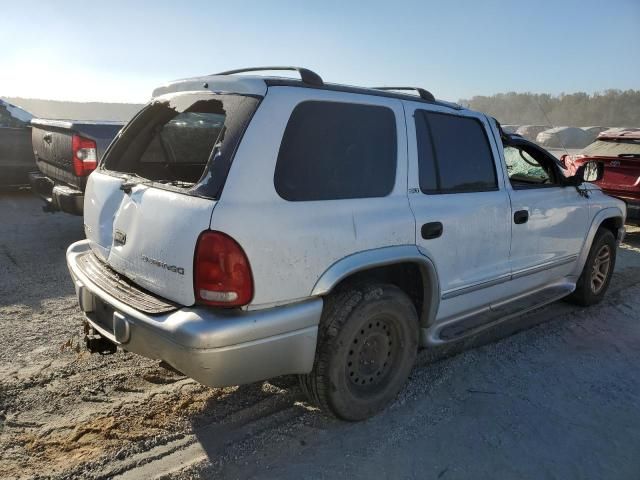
[1,192,640,479]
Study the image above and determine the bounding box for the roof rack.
[214,66,324,87]
[372,87,435,103]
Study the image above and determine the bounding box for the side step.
[422,282,575,346]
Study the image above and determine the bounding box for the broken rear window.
[102,92,259,197]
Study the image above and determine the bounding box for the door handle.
[421,222,443,240]
[43,133,52,143]
[514,210,529,224]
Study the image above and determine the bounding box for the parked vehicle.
[564,129,640,225]
[66,67,626,420]
[536,126,592,149]
[515,125,551,142]
[29,118,124,214]
[0,99,35,188]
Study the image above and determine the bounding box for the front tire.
[299,283,419,421]
[567,228,616,306]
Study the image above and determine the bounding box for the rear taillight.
[72,135,98,177]
[194,231,254,307]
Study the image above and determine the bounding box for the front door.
[501,141,590,290]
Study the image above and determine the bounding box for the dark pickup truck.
[0,99,35,188]
[30,119,124,215]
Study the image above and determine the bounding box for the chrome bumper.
[66,240,321,387]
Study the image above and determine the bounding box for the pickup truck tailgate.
[31,119,124,190]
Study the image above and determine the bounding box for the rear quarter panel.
[210,87,416,309]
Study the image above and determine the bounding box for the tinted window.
[416,111,497,193]
[275,101,397,201]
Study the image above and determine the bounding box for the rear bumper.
[66,240,321,387]
[29,172,84,215]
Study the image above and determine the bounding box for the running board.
[421,281,575,346]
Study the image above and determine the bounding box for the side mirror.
[578,160,604,183]
[567,160,603,186]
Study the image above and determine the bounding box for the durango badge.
[141,255,185,275]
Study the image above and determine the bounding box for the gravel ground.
[1,191,639,480]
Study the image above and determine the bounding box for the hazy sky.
[1,0,638,103]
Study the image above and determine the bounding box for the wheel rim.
[590,244,611,294]
[346,316,399,393]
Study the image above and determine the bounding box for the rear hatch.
[580,137,640,195]
[83,91,260,306]
[32,119,123,189]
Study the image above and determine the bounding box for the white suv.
[66,67,626,420]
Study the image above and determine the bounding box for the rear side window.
[416,110,497,193]
[274,101,397,201]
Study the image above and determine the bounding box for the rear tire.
[567,228,616,306]
[299,283,419,421]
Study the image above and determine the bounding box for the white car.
[66,67,626,420]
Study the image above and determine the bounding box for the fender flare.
[310,245,440,327]
[573,206,625,276]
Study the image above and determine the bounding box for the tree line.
[459,90,640,128]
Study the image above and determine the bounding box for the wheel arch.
[310,245,440,328]
[573,207,625,276]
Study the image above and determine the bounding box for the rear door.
[406,105,512,322]
[83,91,260,306]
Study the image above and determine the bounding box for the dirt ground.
[1,191,639,480]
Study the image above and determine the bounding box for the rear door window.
[274,101,397,201]
[416,110,498,193]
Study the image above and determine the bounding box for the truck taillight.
[72,135,97,177]
[194,231,254,307]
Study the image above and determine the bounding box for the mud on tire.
[299,283,419,421]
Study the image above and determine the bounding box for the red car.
[564,129,640,225]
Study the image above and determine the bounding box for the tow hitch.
[84,323,117,354]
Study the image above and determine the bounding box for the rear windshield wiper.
[119,174,152,192]
[155,179,195,188]
[120,177,194,192]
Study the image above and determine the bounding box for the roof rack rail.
[372,87,436,103]
[214,66,324,87]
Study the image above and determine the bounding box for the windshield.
[101,92,259,197]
